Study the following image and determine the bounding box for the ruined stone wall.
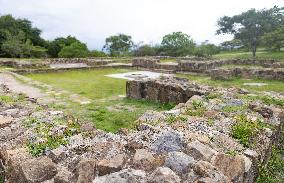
[126,77,209,104]
[210,68,284,80]
[45,58,113,66]
[132,58,160,69]
[0,59,48,69]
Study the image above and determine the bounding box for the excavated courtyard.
[0,57,283,183]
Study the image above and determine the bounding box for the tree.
[262,26,284,51]
[0,15,45,47]
[47,36,81,57]
[23,39,47,58]
[217,6,284,57]
[1,31,26,57]
[133,44,159,56]
[0,14,46,57]
[1,31,46,58]
[161,32,195,56]
[58,42,89,58]
[103,34,133,56]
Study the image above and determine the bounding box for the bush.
[89,50,107,57]
[194,44,220,57]
[58,42,89,58]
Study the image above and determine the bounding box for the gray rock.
[19,157,57,183]
[97,154,125,176]
[165,151,195,174]
[147,167,181,183]
[213,153,245,182]
[133,149,155,171]
[93,168,146,183]
[151,132,184,153]
[76,159,96,183]
[54,166,75,183]
[186,140,217,161]
[193,161,228,183]
[47,145,68,163]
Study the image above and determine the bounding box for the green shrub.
[58,42,89,58]
[186,100,206,117]
[231,115,267,147]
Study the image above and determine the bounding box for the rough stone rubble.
[0,77,283,183]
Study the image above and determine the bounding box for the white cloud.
[0,0,283,49]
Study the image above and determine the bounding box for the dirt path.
[0,72,55,104]
[0,71,91,105]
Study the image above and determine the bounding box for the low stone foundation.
[210,68,284,80]
[126,77,209,104]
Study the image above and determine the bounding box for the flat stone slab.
[243,83,268,86]
[105,71,172,80]
[49,63,89,69]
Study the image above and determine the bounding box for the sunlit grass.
[176,74,284,93]
[26,68,174,132]
[213,51,284,61]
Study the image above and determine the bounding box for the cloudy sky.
[0,0,283,49]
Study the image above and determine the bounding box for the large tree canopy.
[103,34,133,56]
[0,15,46,57]
[161,32,195,56]
[217,6,284,57]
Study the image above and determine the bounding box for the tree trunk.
[252,47,256,58]
[252,38,257,58]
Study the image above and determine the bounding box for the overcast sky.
[0,0,283,49]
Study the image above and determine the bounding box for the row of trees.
[0,5,283,58]
[104,32,220,57]
[0,15,219,58]
[0,15,107,58]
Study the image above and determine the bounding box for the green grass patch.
[0,93,26,104]
[256,133,284,183]
[26,68,174,132]
[86,98,174,132]
[26,118,81,156]
[220,64,264,69]
[185,100,206,117]
[26,68,131,99]
[160,58,177,63]
[176,74,284,93]
[239,94,284,107]
[213,51,284,60]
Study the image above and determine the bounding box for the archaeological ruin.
[0,56,283,183]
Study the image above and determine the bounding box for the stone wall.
[132,58,160,69]
[210,68,284,80]
[0,59,48,69]
[132,57,284,74]
[126,77,209,104]
[45,58,113,66]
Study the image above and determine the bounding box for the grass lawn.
[176,74,284,93]
[27,68,130,99]
[160,58,177,63]
[220,64,264,69]
[213,51,284,61]
[26,68,173,132]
